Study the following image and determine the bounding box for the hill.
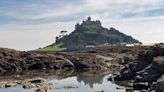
[39,17,141,51]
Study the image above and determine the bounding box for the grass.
[37,44,66,51]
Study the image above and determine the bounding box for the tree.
[55,36,59,43]
[60,30,67,36]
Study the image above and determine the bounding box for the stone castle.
[75,17,102,30]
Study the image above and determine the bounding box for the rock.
[0,81,22,88]
[36,83,54,92]
[0,67,5,74]
[22,82,35,89]
[150,82,157,91]
[136,72,160,82]
[0,82,7,88]
[0,45,142,73]
[135,56,164,82]
[153,56,164,73]
[28,62,46,70]
[28,77,45,83]
[71,59,89,69]
[112,66,134,81]
[0,43,164,92]
[153,43,164,56]
[0,78,53,92]
[43,62,54,69]
[120,69,134,80]
[132,82,149,90]
[60,58,74,70]
[14,74,21,78]
[5,82,18,88]
[156,75,164,92]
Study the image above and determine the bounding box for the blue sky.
[0,0,164,50]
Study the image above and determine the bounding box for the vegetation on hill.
[41,17,141,51]
[37,43,66,51]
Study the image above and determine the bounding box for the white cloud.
[1,0,164,20]
[0,21,75,31]
[0,0,164,50]
[1,15,164,50]
[101,16,164,44]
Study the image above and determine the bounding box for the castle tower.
[87,16,91,21]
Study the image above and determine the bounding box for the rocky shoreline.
[0,69,111,92]
[108,43,164,92]
[0,43,164,91]
[0,77,54,92]
[0,46,121,73]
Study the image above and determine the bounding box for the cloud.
[0,0,164,50]
[1,0,164,21]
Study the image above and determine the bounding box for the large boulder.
[156,75,164,92]
[152,56,164,73]
[152,43,164,56]
[135,56,164,82]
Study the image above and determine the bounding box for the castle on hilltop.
[53,16,141,50]
[75,17,102,29]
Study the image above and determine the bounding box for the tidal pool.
[0,70,126,92]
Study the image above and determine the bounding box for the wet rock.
[21,77,46,89]
[28,77,45,83]
[111,66,134,81]
[22,82,35,89]
[156,75,164,92]
[71,59,89,69]
[120,68,134,80]
[0,82,7,88]
[0,80,20,88]
[60,58,74,70]
[0,80,23,88]
[5,82,18,88]
[28,62,46,70]
[135,56,164,82]
[0,77,53,91]
[36,83,54,92]
[132,82,149,90]
[43,62,54,69]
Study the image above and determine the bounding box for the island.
[0,17,164,92]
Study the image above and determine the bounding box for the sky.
[0,0,164,50]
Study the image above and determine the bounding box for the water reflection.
[0,70,125,92]
[76,70,106,88]
[49,70,125,92]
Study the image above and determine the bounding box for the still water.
[0,70,125,92]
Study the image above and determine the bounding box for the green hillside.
[40,17,141,51]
